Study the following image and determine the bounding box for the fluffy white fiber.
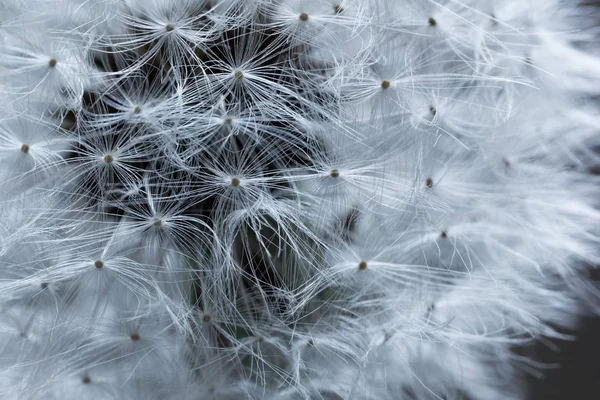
[1,0,600,399]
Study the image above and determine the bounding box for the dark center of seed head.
[165,24,174,32]
[330,169,340,178]
[299,13,309,22]
[130,333,140,341]
[231,177,241,187]
[104,154,114,163]
[21,144,29,153]
[82,376,91,384]
[428,17,437,26]
[359,260,368,270]
[381,80,390,89]
[48,58,57,68]
[234,71,244,80]
[203,314,211,323]
[94,260,103,269]
[426,177,433,188]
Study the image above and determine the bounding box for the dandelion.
[1,0,600,399]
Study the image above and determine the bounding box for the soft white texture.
[0,0,599,399]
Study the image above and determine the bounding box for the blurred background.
[529,269,600,399]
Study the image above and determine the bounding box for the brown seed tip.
[428,17,437,26]
[231,177,241,187]
[225,117,233,125]
[134,106,142,114]
[130,333,140,341]
[40,282,48,289]
[381,80,390,89]
[333,4,343,14]
[82,376,91,384]
[94,260,104,269]
[440,231,448,239]
[234,71,244,80]
[429,105,437,116]
[153,218,162,227]
[21,144,30,153]
[330,169,340,178]
[103,154,114,163]
[426,177,433,188]
[202,314,211,323]
[358,260,367,270]
[299,12,309,21]
[165,24,174,32]
[48,58,57,68]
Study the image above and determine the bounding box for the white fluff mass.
[1,0,600,399]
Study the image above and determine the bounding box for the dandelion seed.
[82,376,91,384]
[358,260,368,270]
[103,154,114,164]
[330,169,340,178]
[130,333,140,341]
[20,144,29,153]
[231,177,241,187]
[299,13,309,22]
[381,80,390,89]
[428,17,437,26]
[426,177,433,188]
[94,260,104,269]
[165,24,175,32]
[48,58,57,68]
[202,314,211,323]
